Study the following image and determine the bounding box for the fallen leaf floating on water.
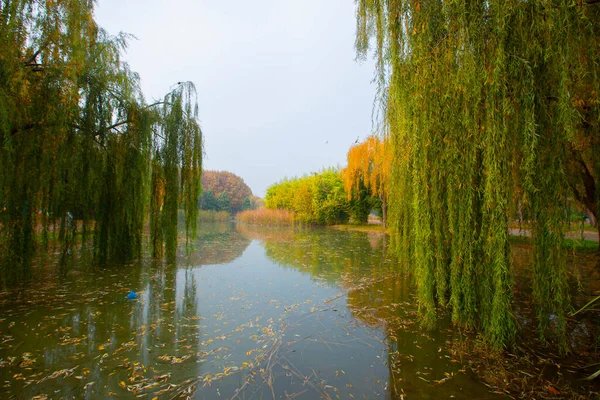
[37,366,78,384]
[157,354,192,364]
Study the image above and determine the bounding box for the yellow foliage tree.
[341,135,392,227]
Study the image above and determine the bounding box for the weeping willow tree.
[0,0,203,286]
[341,135,392,226]
[356,0,600,350]
[149,82,203,261]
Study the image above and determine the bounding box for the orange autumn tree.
[341,135,392,227]
[202,170,253,214]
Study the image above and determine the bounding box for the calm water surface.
[0,223,506,399]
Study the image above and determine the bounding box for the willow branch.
[25,48,43,66]
[24,38,52,66]
[104,120,129,132]
[570,295,600,317]
[144,101,165,109]
[92,102,164,136]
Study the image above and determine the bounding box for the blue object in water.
[126,290,139,300]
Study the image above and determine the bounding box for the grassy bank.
[509,234,598,254]
[236,208,295,226]
[329,224,389,234]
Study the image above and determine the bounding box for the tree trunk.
[585,207,597,228]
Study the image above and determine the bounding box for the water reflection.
[254,227,503,400]
[181,222,251,266]
[0,223,506,399]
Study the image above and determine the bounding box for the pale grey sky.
[95,0,376,197]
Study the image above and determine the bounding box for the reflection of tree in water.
[0,255,210,398]
[182,223,251,266]
[262,228,392,286]
[262,228,473,398]
[262,228,402,334]
[235,224,295,243]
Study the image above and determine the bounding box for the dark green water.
[0,223,506,399]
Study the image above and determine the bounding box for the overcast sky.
[95,0,376,197]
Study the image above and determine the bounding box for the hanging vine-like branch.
[0,0,203,285]
[356,0,600,350]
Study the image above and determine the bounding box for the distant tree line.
[265,169,374,225]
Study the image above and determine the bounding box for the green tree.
[217,191,231,213]
[312,170,349,225]
[242,197,252,211]
[349,181,372,225]
[265,169,349,225]
[201,190,218,211]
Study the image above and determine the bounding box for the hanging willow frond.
[0,1,203,284]
[356,0,600,350]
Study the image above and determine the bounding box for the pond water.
[0,223,508,399]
